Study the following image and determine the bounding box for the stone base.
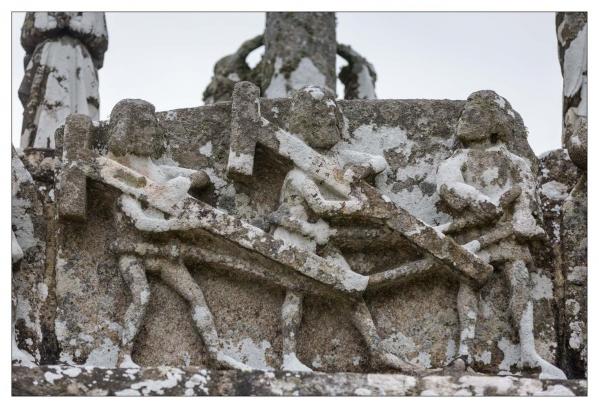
[12,365,587,396]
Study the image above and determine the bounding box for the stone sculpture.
[436,91,566,379]
[19,12,108,149]
[203,13,377,104]
[102,100,252,370]
[271,86,415,372]
[12,11,587,396]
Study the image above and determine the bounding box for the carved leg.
[280,290,312,372]
[451,283,478,370]
[146,257,252,371]
[350,299,421,373]
[505,260,566,379]
[118,255,150,368]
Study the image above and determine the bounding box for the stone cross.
[202,12,377,103]
[261,12,337,97]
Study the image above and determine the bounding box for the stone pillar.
[261,12,337,98]
[556,12,587,378]
[19,12,108,149]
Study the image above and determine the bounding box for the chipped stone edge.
[12,365,587,396]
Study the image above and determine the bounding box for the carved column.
[556,12,587,378]
[261,12,337,98]
[19,12,108,149]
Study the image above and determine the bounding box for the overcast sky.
[12,12,563,154]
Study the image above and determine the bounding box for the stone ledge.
[12,365,587,396]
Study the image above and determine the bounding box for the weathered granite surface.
[555,12,587,378]
[43,91,560,376]
[12,365,587,396]
[19,12,107,149]
[12,147,58,367]
[262,12,337,97]
[203,12,377,104]
[12,11,588,397]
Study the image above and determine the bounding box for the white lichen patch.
[22,37,100,148]
[562,23,587,98]
[116,367,185,396]
[497,337,520,373]
[37,283,48,302]
[165,110,178,121]
[356,66,376,99]
[493,95,507,109]
[534,384,575,396]
[44,371,63,385]
[198,141,213,157]
[540,180,569,201]
[459,375,515,396]
[84,338,119,367]
[475,350,492,365]
[221,337,274,371]
[444,339,456,364]
[414,351,432,368]
[568,321,583,350]
[334,124,452,225]
[12,152,37,253]
[530,272,554,300]
[354,387,372,396]
[365,374,417,396]
[184,371,210,395]
[265,57,327,98]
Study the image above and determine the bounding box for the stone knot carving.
[203,15,377,104]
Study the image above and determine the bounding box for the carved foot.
[373,351,423,374]
[281,352,313,372]
[443,355,476,375]
[214,351,253,371]
[520,352,566,380]
[117,352,140,369]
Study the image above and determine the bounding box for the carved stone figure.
[12,11,588,396]
[101,100,251,370]
[436,91,566,379]
[271,86,416,372]
[225,81,497,372]
[19,12,108,149]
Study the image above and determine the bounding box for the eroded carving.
[436,91,565,379]
[19,12,107,149]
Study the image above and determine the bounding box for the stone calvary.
[11,11,587,396]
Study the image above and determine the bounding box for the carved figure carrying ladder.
[57,83,491,372]
[226,81,493,372]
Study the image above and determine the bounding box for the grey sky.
[12,12,563,154]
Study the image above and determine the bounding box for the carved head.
[457,90,516,147]
[107,99,165,158]
[288,86,344,150]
